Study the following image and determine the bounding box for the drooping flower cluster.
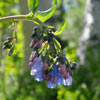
[3,36,15,56]
[29,27,76,88]
[2,21,18,56]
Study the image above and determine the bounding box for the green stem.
[0,14,41,24]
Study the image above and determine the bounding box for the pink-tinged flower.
[67,67,73,76]
[29,52,36,62]
[8,51,12,56]
[63,71,68,79]
[43,73,50,81]
[32,57,42,72]
[30,69,37,76]
[42,61,48,70]
[58,64,66,75]
[57,74,63,85]
[30,40,34,48]
[48,80,56,88]
[51,77,57,84]
[29,62,34,67]
[37,40,42,48]
[59,67,65,74]
[63,73,72,86]
[35,70,43,81]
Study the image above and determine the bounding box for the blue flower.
[63,74,72,86]
[48,80,56,88]
[57,74,63,85]
[51,65,59,77]
[30,69,37,76]
[32,57,42,72]
[35,70,43,81]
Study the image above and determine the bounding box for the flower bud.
[8,46,14,56]
[29,52,36,62]
[8,51,12,56]
[30,40,34,48]
[37,40,42,48]
[29,62,34,67]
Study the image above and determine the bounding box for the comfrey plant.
[0,0,77,88]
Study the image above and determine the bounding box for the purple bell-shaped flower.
[30,69,37,76]
[63,73,72,86]
[32,57,42,73]
[35,70,43,81]
[48,80,56,88]
[57,74,63,85]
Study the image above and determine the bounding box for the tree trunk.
[78,0,100,65]
[77,0,100,92]
[76,1,100,99]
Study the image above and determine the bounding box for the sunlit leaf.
[53,38,61,52]
[55,39,61,48]
[53,0,57,5]
[45,25,54,28]
[35,6,56,22]
[28,0,39,12]
[54,20,67,36]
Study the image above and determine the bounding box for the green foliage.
[53,0,57,5]
[54,20,67,36]
[53,38,61,52]
[27,0,57,23]
[1,0,100,100]
[28,0,39,13]
[35,6,56,23]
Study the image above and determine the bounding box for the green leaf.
[28,0,39,12]
[35,6,56,22]
[53,38,61,52]
[45,25,54,28]
[54,39,61,48]
[53,0,57,5]
[54,20,67,36]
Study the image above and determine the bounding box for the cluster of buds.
[2,21,18,56]
[29,27,77,88]
[3,36,15,56]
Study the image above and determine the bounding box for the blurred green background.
[0,0,100,100]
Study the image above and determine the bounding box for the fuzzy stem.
[0,14,41,24]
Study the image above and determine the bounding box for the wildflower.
[35,70,43,81]
[43,73,50,81]
[30,40,34,48]
[32,57,42,72]
[48,80,56,88]
[57,74,63,85]
[42,61,48,70]
[63,73,72,86]
[29,27,75,88]
[37,40,43,49]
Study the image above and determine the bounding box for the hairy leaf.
[54,20,67,36]
[35,6,56,22]
[53,38,61,52]
[28,0,39,12]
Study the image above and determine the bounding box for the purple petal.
[57,74,63,85]
[48,80,56,88]
[30,69,37,76]
[63,75,72,86]
[35,70,43,81]
[32,57,42,72]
